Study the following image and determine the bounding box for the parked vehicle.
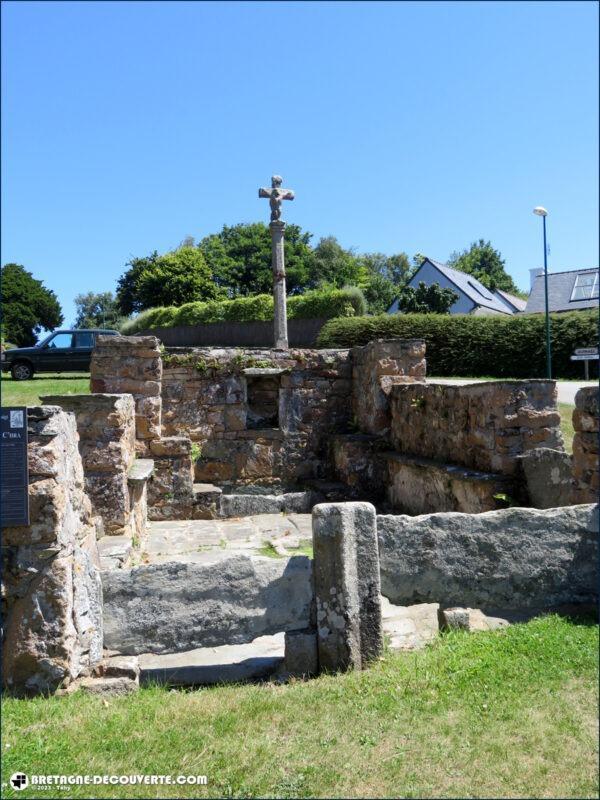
[1,329,120,380]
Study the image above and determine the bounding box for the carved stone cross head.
[259,175,295,221]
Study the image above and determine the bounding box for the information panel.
[1,407,29,527]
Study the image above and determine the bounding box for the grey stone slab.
[128,459,154,484]
[98,536,132,571]
[220,494,283,517]
[517,448,573,508]
[378,504,599,611]
[102,554,313,655]
[139,633,284,686]
[381,597,439,650]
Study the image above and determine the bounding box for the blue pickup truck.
[1,329,119,380]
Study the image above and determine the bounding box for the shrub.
[121,288,366,335]
[288,287,367,319]
[316,310,599,379]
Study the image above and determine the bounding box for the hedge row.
[120,287,367,335]
[316,310,599,379]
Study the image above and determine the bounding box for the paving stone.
[139,633,285,686]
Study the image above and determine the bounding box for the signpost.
[570,348,599,380]
[1,406,29,527]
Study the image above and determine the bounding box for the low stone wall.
[102,554,313,655]
[1,407,103,696]
[351,339,426,437]
[41,394,138,535]
[378,504,598,611]
[389,380,562,477]
[572,387,599,504]
[91,335,162,443]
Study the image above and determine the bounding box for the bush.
[316,310,599,379]
[121,288,366,335]
[288,287,367,319]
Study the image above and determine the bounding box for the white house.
[387,258,525,316]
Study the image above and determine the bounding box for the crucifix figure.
[258,175,295,221]
[258,174,295,349]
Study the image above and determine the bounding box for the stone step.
[139,633,285,686]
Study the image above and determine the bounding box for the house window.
[246,375,280,429]
[570,272,599,302]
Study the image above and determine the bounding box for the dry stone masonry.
[2,407,103,696]
[91,335,163,443]
[572,386,599,504]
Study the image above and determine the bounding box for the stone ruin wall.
[389,380,563,476]
[2,407,103,696]
[89,335,595,520]
[91,335,162,443]
[159,347,354,487]
[351,339,427,436]
[40,393,138,536]
[572,386,599,504]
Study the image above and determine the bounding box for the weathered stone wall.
[378,504,598,611]
[389,380,562,477]
[330,434,387,502]
[385,453,513,514]
[351,339,426,437]
[147,437,194,520]
[160,348,352,485]
[1,407,103,696]
[572,387,599,504]
[91,335,162,443]
[41,394,137,535]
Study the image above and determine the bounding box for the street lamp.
[533,206,552,379]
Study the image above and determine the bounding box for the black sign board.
[1,407,29,527]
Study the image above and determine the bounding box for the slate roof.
[414,258,515,314]
[525,268,600,313]
[493,288,527,312]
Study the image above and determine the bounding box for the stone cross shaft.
[258,175,295,350]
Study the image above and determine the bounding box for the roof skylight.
[570,272,599,302]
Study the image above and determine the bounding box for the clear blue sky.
[2,0,598,326]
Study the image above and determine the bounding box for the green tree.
[307,236,367,289]
[199,222,314,297]
[447,239,518,293]
[116,247,223,314]
[74,291,122,329]
[396,281,459,314]
[1,263,63,346]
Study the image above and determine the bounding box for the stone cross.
[258,175,295,349]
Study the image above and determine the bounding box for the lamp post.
[533,206,552,379]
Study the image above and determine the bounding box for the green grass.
[0,373,90,407]
[2,616,597,799]
[559,403,576,454]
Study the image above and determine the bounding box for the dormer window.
[570,272,599,302]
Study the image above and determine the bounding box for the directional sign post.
[570,348,599,380]
[1,407,30,527]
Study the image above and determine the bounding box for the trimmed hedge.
[120,287,367,336]
[316,310,599,379]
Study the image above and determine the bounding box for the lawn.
[559,402,576,453]
[0,373,90,406]
[2,616,598,799]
